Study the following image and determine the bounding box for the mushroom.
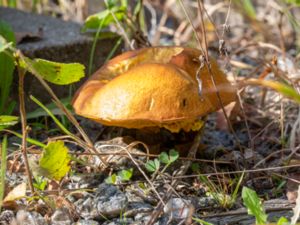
[72,46,236,133]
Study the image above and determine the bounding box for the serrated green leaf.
[242,186,268,224]
[168,149,179,163]
[21,57,85,85]
[0,115,18,131]
[118,168,133,181]
[158,152,169,164]
[145,159,160,172]
[83,6,126,31]
[159,149,179,165]
[39,141,71,181]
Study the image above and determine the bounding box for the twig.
[16,54,34,194]
[178,0,204,52]
[174,164,300,179]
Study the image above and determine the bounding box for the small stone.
[51,207,73,225]
[163,198,194,220]
[102,218,134,225]
[0,210,15,225]
[124,202,153,217]
[75,197,99,219]
[197,196,218,208]
[96,183,128,218]
[94,137,145,168]
[16,210,46,225]
[72,219,100,225]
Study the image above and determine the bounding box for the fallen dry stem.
[16,58,34,194]
[174,164,300,179]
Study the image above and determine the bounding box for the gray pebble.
[16,210,46,225]
[96,184,128,217]
[163,198,194,220]
[72,219,100,225]
[102,218,134,225]
[51,207,73,225]
[124,202,153,217]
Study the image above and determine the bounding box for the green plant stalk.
[230,171,245,207]
[30,95,73,137]
[104,37,122,63]
[3,129,46,148]
[88,15,106,75]
[29,96,96,153]
[17,63,34,194]
[0,135,7,211]
[192,217,213,225]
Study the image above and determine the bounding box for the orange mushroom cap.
[72,47,236,132]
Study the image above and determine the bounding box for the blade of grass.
[30,95,73,136]
[3,129,46,148]
[243,78,300,104]
[104,37,122,63]
[88,14,106,75]
[0,135,7,211]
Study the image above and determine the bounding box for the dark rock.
[0,210,15,225]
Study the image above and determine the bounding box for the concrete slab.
[0,7,121,111]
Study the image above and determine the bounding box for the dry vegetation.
[1,0,300,224]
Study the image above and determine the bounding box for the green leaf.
[0,20,16,114]
[277,216,289,225]
[145,159,160,172]
[105,0,118,9]
[21,57,85,85]
[159,149,179,165]
[83,6,126,31]
[33,176,47,191]
[0,135,8,211]
[286,0,300,6]
[0,115,18,131]
[117,168,133,181]
[39,141,71,181]
[0,35,13,53]
[245,78,300,104]
[242,186,268,224]
[105,173,117,184]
